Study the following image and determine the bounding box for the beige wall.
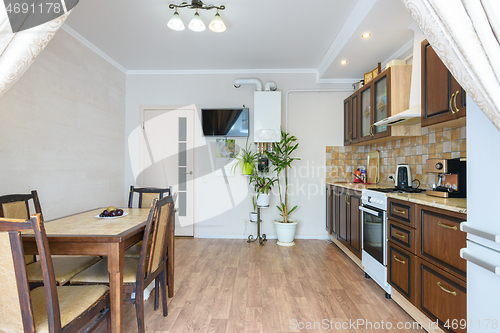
[0,29,126,220]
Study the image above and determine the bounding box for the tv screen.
[202,108,249,137]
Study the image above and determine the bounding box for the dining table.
[21,207,175,333]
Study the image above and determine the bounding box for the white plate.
[95,212,128,219]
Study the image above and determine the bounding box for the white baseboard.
[196,234,329,240]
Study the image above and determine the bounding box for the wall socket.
[243,219,249,225]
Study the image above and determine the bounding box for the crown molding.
[316,77,360,84]
[61,24,127,74]
[126,68,317,75]
[382,38,414,68]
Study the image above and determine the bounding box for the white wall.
[125,73,350,238]
[0,30,126,220]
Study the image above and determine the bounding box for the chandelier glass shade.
[168,1,226,32]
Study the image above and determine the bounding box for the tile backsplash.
[326,126,466,188]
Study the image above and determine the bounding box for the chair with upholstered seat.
[125,186,171,258]
[0,214,110,332]
[0,191,100,287]
[71,196,174,333]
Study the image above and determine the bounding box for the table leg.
[108,242,124,333]
[168,224,174,298]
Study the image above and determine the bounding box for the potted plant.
[232,145,258,175]
[248,172,277,207]
[265,129,300,246]
[250,197,258,222]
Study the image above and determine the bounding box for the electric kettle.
[396,164,411,188]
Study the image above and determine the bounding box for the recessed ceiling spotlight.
[340,60,347,65]
[362,33,371,38]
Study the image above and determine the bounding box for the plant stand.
[247,206,267,246]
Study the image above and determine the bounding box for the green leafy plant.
[232,145,258,175]
[248,172,277,196]
[252,196,257,211]
[265,129,300,223]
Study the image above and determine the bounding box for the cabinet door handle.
[349,131,353,142]
[438,221,457,230]
[393,255,406,264]
[370,124,375,137]
[346,193,350,205]
[394,232,406,239]
[450,92,456,114]
[454,90,460,113]
[437,282,457,296]
[393,209,405,214]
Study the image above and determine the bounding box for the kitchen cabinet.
[343,92,360,145]
[337,186,348,247]
[325,185,332,234]
[417,205,467,280]
[416,258,467,333]
[344,65,418,146]
[388,242,417,305]
[347,190,362,259]
[421,40,466,127]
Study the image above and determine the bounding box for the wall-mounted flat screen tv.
[202,108,249,137]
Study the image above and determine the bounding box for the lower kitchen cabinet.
[337,186,348,247]
[417,258,467,333]
[388,242,417,305]
[326,186,332,234]
[347,190,361,259]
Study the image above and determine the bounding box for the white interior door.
[140,106,195,236]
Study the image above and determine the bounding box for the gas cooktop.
[369,187,424,194]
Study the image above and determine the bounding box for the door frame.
[139,105,200,238]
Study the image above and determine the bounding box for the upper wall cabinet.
[421,40,466,127]
[344,65,419,146]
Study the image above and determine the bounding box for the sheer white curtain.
[0,4,69,97]
[402,0,500,132]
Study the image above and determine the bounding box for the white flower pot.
[256,193,270,207]
[250,212,258,222]
[274,218,298,246]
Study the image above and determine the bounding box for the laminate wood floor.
[97,238,425,333]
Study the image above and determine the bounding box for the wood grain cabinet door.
[388,220,416,254]
[418,207,467,279]
[344,97,351,145]
[337,187,348,247]
[348,190,362,259]
[351,92,360,144]
[388,242,417,305]
[388,199,415,228]
[417,259,467,333]
[421,40,466,127]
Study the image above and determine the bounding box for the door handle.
[453,90,460,113]
[184,171,193,175]
[450,92,456,114]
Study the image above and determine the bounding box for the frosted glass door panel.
[361,88,372,137]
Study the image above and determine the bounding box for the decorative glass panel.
[179,117,187,141]
[178,143,187,167]
[375,77,388,134]
[361,88,371,137]
[179,167,186,191]
[178,192,186,217]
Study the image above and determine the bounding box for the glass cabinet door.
[360,87,372,138]
[374,76,388,134]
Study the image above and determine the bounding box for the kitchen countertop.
[328,181,467,214]
[386,193,467,214]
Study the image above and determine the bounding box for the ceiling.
[64,0,416,80]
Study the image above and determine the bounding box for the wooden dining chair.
[0,214,110,333]
[0,191,100,286]
[125,186,172,258]
[70,196,174,333]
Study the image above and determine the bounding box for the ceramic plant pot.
[274,218,298,246]
[256,193,270,207]
[250,212,258,222]
[242,162,253,175]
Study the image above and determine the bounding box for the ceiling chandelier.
[167,1,226,33]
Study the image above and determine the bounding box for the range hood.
[375,27,424,127]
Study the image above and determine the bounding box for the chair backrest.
[136,196,174,284]
[0,190,43,221]
[0,191,43,265]
[128,186,172,208]
[0,214,61,333]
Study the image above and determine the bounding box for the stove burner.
[369,187,424,194]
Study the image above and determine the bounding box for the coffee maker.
[425,158,466,198]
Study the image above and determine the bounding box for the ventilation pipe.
[264,81,277,91]
[234,78,263,91]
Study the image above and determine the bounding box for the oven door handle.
[359,206,382,217]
